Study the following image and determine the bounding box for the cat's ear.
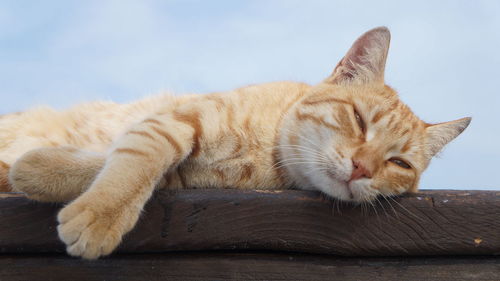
[325,26,390,85]
[425,117,471,157]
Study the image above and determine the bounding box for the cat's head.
[281,27,470,202]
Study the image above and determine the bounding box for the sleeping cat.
[0,27,470,259]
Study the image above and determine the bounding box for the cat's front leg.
[57,113,196,259]
[9,147,105,202]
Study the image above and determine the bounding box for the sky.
[0,0,499,190]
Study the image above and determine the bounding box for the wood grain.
[0,189,499,256]
[0,253,499,281]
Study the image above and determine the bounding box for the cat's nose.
[350,159,372,182]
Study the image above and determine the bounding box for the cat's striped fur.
[0,27,470,259]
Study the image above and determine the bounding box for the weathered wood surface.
[1,253,499,281]
[1,189,499,256]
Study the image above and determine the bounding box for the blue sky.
[1,0,499,190]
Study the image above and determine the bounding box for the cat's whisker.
[375,196,390,220]
[272,155,328,165]
[363,197,370,217]
[387,194,423,222]
[358,201,365,217]
[265,156,307,171]
[271,143,324,152]
[279,128,334,160]
[265,145,329,173]
[271,152,330,170]
[381,194,399,218]
[302,165,330,176]
[268,162,330,176]
[272,160,328,168]
[280,128,323,150]
[271,144,331,162]
[267,144,319,155]
[329,195,341,217]
[301,166,331,182]
[368,198,383,226]
[336,198,342,215]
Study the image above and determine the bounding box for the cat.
[0,27,470,259]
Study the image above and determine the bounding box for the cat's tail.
[9,147,105,202]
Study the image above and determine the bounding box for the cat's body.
[1,82,308,197]
[0,27,470,259]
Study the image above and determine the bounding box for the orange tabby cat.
[0,27,470,259]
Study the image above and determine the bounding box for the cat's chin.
[348,178,379,203]
[301,171,353,202]
[312,171,378,203]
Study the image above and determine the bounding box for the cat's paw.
[57,196,134,259]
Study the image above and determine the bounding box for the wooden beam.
[0,190,499,256]
[1,253,499,281]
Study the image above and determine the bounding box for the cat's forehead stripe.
[301,96,352,106]
[371,110,385,124]
[401,140,412,153]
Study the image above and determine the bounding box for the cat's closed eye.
[353,108,366,134]
[388,158,412,169]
